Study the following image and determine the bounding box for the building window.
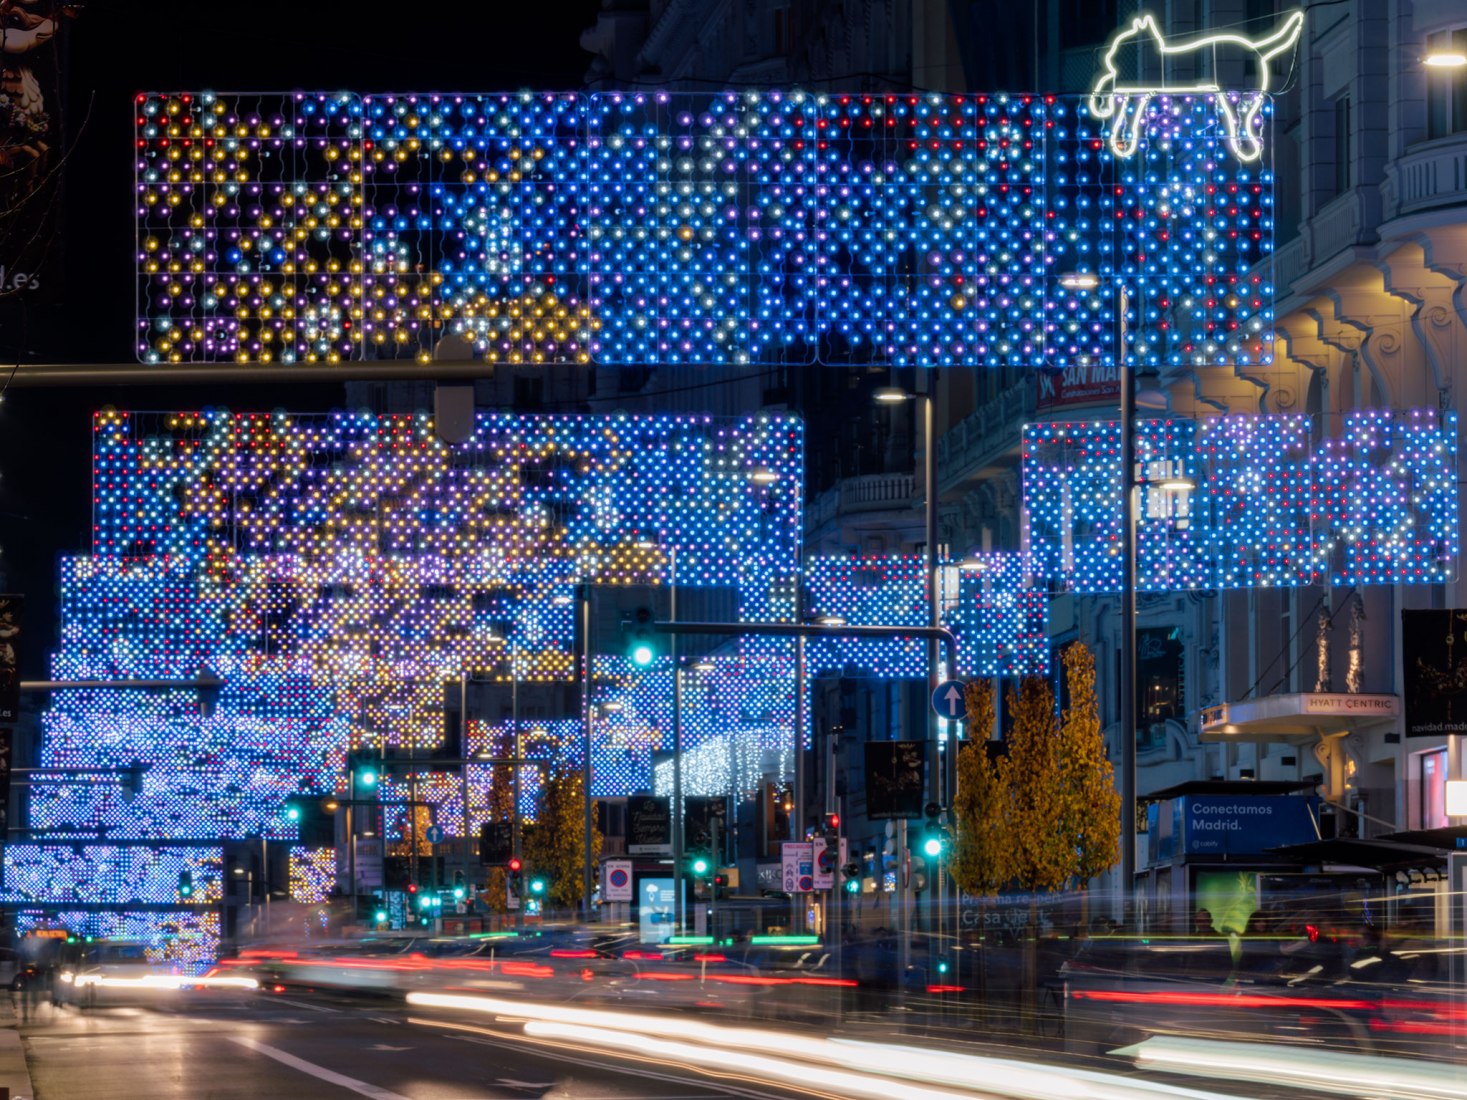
[1333,95,1352,195]
[1427,28,1467,139]
[1420,748,1448,829]
[1137,626,1184,751]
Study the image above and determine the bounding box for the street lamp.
[870,382,941,808]
[1060,270,1138,905]
[872,378,942,984]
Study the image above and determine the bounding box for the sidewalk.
[0,992,39,1100]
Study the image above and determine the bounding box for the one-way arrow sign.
[931,679,968,721]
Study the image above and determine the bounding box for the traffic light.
[347,749,379,790]
[624,606,659,668]
[822,812,841,836]
[841,860,862,895]
[177,869,194,899]
[285,801,302,823]
[373,908,388,924]
[687,851,712,879]
[922,802,948,859]
[453,872,467,901]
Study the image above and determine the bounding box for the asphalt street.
[17,991,815,1100]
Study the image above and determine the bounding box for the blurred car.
[1056,925,1458,1059]
[59,940,177,1008]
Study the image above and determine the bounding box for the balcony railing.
[1384,134,1467,221]
[935,377,1036,495]
[803,472,914,535]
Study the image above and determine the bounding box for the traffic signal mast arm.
[653,620,958,670]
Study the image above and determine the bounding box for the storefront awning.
[1267,836,1445,870]
[1379,826,1467,852]
[1199,692,1399,743]
[1141,780,1315,801]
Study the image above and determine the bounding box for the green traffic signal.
[453,884,466,900]
[922,834,944,858]
[178,869,194,898]
[630,641,655,667]
[844,877,860,895]
[528,876,547,896]
[374,909,388,923]
[285,802,302,822]
[357,767,378,788]
[689,854,711,877]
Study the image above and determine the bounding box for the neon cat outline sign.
[1089,10,1304,162]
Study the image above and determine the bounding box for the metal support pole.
[795,634,806,840]
[513,645,525,932]
[671,550,684,935]
[460,674,472,901]
[1119,285,1138,907]
[582,705,594,924]
[922,379,944,958]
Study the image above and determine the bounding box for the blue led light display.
[0,846,223,907]
[136,91,1275,368]
[1023,408,1458,592]
[24,409,801,851]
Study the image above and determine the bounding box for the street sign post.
[931,680,967,721]
[603,859,633,902]
[781,842,814,893]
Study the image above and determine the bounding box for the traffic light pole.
[655,620,957,968]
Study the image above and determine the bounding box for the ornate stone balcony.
[1383,133,1467,222]
[803,472,914,537]
[935,377,1035,496]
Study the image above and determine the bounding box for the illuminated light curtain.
[136,91,1276,368]
[28,409,802,846]
[0,846,224,906]
[1023,409,1458,591]
[955,552,1050,679]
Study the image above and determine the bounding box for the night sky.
[0,0,604,674]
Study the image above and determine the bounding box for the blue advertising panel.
[638,877,677,945]
[1182,796,1317,858]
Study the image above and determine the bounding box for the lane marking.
[228,1035,415,1100]
[269,996,341,1013]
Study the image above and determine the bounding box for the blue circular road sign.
[424,824,444,844]
[931,680,968,721]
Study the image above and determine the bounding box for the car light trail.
[1115,1035,1467,1100]
[408,992,1253,1100]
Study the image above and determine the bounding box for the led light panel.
[1024,409,1458,591]
[136,91,1275,368]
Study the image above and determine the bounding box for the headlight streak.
[72,973,258,990]
[412,1015,845,1100]
[521,1020,978,1100]
[407,991,1253,1100]
[1115,1036,1467,1100]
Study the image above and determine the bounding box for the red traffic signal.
[822,812,840,832]
[406,882,418,894]
[508,856,523,873]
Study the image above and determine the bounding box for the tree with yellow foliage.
[1001,675,1075,892]
[524,766,602,914]
[1058,642,1119,919]
[949,678,1010,897]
